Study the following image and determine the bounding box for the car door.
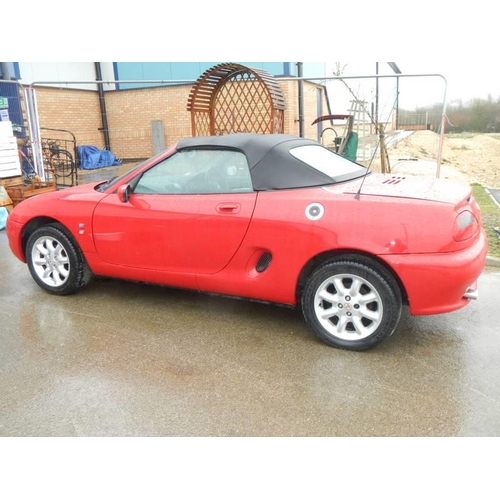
[92,148,257,275]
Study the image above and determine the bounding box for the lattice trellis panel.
[194,113,211,137]
[187,63,285,137]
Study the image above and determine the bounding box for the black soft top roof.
[176,133,335,190]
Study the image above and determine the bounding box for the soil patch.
[369,130,500,189]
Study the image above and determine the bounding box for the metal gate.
[0,80,79,188]
[18,125,78,188]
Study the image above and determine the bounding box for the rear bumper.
[381,229,487,316]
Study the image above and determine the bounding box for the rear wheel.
[26,224,92,295]
[301,256,402,350]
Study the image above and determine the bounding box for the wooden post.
[379,124,391,174]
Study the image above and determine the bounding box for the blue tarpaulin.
[77,146,122,170]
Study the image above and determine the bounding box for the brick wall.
[280,80,330,140]
[35,87,104,148]
[105,85,193,159]
[33,79,330,161]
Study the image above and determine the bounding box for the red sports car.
[6,133,487,350]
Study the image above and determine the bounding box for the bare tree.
[332,63,391,173]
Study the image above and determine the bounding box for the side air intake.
[256,252,273,273]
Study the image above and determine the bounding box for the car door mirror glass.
[118,184,132,203]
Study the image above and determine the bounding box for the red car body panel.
[92,192,257,274]
[6,137,487,319]
[196,184,487,311]
[7,183,108,261]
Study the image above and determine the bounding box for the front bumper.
[5,216,26,263]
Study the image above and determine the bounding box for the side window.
[134,149,253,195]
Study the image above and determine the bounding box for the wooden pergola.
[187,63,286,137]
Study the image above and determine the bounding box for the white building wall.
[18,62,116,90]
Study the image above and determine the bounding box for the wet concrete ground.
[488,188,500,207]
[76,162,136,185]
[1,231,500,436]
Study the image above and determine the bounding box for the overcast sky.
[397,62,499,107]
[325,62,499,110]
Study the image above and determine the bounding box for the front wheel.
[301,256,402,350]
[26,224,92,295]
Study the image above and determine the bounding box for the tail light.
[453,210,479,241]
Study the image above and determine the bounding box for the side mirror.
[118,184,132,203]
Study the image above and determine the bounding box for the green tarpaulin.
[344,132,358,162]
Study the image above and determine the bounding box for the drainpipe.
[94,62,111,150]
[1,62,13,80]
[297,62,304,137]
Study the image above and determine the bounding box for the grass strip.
[472,183,500,258]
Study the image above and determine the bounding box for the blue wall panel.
[288,62,327,78]
[113,62,302,89]
[0,81,24,136]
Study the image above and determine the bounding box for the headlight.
[453,210,478,242]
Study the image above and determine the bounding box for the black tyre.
[301,256,402,350]
[26,224,92,295]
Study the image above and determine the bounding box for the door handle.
[216,203,241,214]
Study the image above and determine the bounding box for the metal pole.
[297,63,304,138]
[24,87,45,181]
[30,74,446,86]
[436,85,448,178]
[375,63,379,129]
[30,73,448,178]
[395,77,400,129]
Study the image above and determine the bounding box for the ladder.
[348,99,373,162]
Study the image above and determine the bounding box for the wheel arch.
[21,217,68,259]
[295,249,409,305]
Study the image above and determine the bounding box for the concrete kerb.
[486,255,500,268]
